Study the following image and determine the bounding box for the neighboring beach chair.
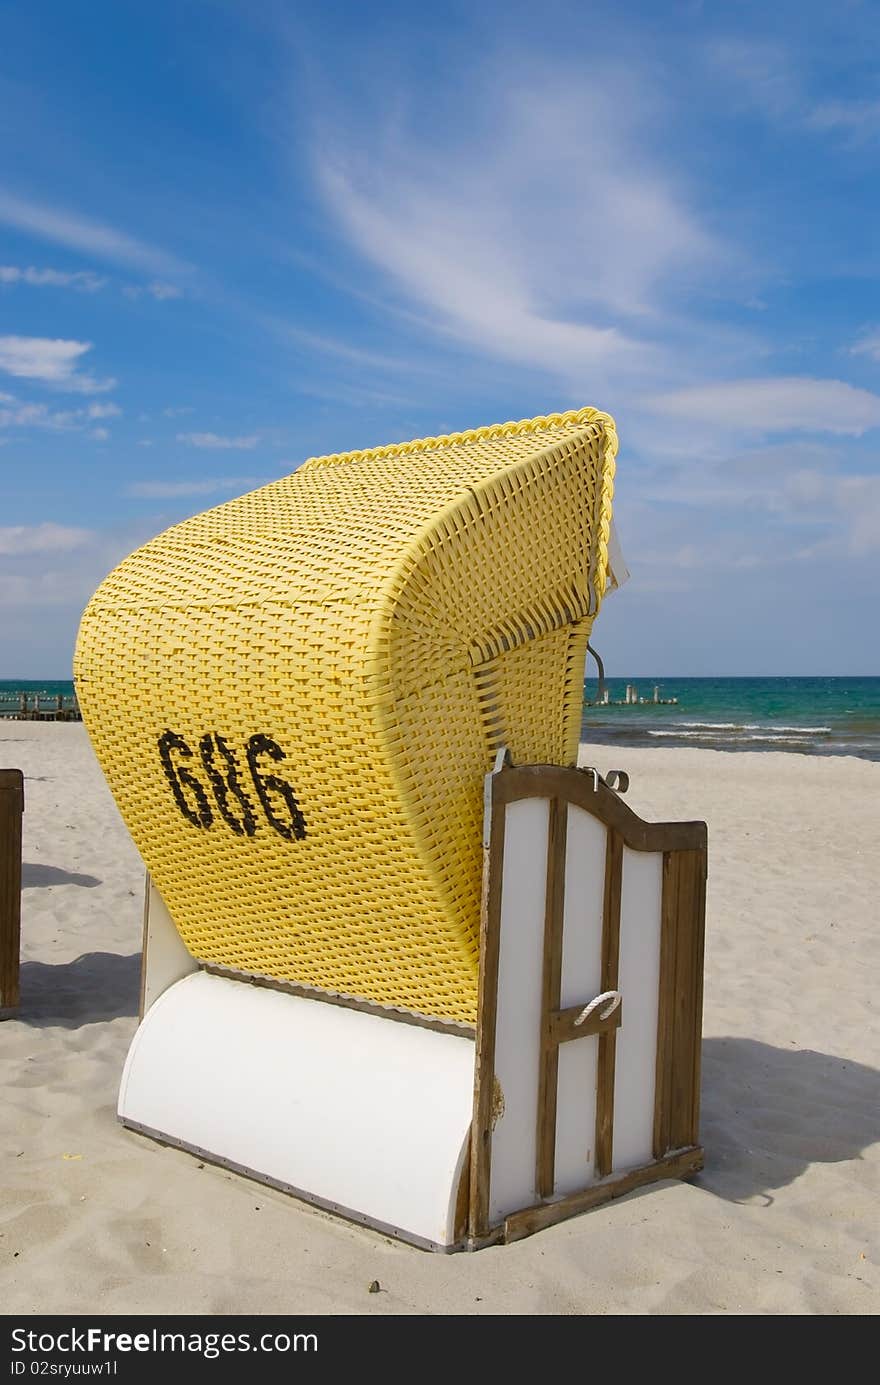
[75,408,707,1249]
[0,769,24,1018]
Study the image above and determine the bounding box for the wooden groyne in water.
[587,684,678,707]
[0,693,81,722]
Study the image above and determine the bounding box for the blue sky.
[2,0,879,676]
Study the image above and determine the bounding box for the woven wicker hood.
[75,409,618,1023]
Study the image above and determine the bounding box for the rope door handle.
[574,990,622,1027]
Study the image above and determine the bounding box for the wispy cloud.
[705,38,800,119]
[0,522,93,555]
[644,377,880,435]
[807,100,880,140]
[704,39,880,149]
[273,323,418,374]
[0,518,159,613]
[850,331,880,362]
[0,189,188,278]
[0,395,121,431]
[161,406,194,417]
[312,60,726,388]
[126,476,266,498]
[617,430,880,576]
[0,401,68,430]
[91,427,109,441]
[780,469,880,555]
[123,279,184,301]
[0,264,107,291]
[176,431,260,449]
[0,336,115,394]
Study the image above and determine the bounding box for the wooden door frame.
[468,761,707,1246]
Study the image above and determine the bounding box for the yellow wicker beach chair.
[74,408,618,1025]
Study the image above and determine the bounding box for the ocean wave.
[647,729,827,743]
[669,721,832,733]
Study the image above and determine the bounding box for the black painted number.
[246,733,307,841]
[158,730,214,829]
[199,732,257,837]
[158,729,306,841]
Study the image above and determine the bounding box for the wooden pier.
[0,693,81,722]
[587,684,678,708]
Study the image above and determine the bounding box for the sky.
[1,0,879,677]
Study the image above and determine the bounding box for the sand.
[1,721,878,1315]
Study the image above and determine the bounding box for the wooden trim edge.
[503,1147,704,1243]
[536,797,567,1198]
[468,774,507,1239]
[491,764,706,853]
[202,962,476,1039]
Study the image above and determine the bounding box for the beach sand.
[1,722,878,1315]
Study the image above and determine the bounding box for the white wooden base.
[120,969,474,1250]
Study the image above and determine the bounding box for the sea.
[2,675,880,762]
[581,676,880,762]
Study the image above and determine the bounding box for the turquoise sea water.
[0,679,81,721]
[3,676,880,761]
[581,676,880,761]
[0,680,78,707]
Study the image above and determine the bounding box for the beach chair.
[75,409,707,1249]
[0,769,24,1018]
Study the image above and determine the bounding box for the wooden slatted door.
[469,761,707,1245]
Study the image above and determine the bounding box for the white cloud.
[781,469,880,555]
[177,432,260,449]
[0,401,54,429]
[0,189,188,277]
[644,377,880,435]
[276,324,418,374]
[313,61,725,386]
[127,476,265,498]
[162,405,194,417]
[0,518,161,615]
[619,430,880,572]
[137,439,154,447]
[705,39,799,119]
[91,427,109,441]
[705,41,880,147]
[123,279,184,301]
[851,332,880,362]
[147,280,182,300]
[0,336,115,394]
[841,478,880,554]
[0,265,107,291]
[0,394,121,432]
[807,100,880,138]
[632,540,779,573]
[0,523,93,555]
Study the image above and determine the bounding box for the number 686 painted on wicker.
[158,730,307,841]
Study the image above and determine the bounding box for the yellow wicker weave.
[75,408,618,1023]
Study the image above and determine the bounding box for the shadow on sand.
[22,862,102,889]
[16,951,140,1027]
[696,1035,880,1204]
